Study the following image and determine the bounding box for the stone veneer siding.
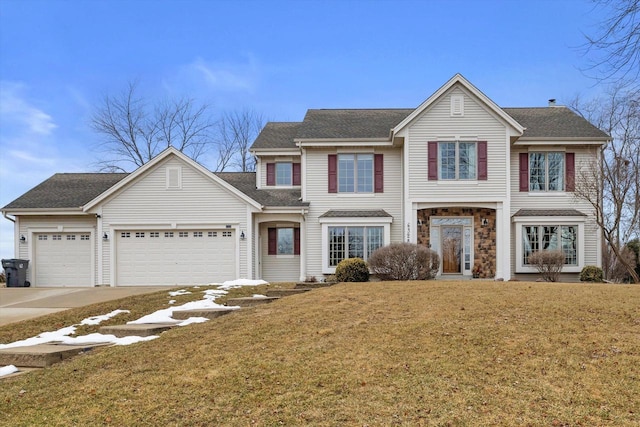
[417,207,497,278]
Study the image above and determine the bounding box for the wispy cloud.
[171,54,261,94]
[0,81,57,135]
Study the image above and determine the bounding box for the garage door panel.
[34,233,92,287]
[116,229,236,286]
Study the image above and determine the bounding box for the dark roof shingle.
[319,209,392,218]
[296,109,413,140]
[216,172,308,207]
[513,209,587,217]
[251,122,301,150]
[2,173,129,210]
[504,107,609,139]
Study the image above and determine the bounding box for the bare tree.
[91,81,216,172]
[217,109,264,172]
[583,0,640,84]
[570,83,640,282]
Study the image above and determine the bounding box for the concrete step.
[226,297,280,307]
[266,288,311,297]
[99,323,176,338]
[0,343,109,368]
[295,282,336,289]
[171,307,237,320]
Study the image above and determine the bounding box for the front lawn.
[1,281,638,426]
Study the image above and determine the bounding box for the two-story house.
[2,74,609,287]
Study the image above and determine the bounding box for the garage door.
[34,233,92,287]
[116,229,236,286]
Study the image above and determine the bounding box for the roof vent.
[548,99,557,106]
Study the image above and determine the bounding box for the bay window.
[328,226,384,267]
[523,225,578,265]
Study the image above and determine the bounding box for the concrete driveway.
[0,286,167,326]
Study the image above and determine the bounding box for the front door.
[441,226,462,274]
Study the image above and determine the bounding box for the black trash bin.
[1,259,30,287]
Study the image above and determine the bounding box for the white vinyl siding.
[100,156,251,285]
[510,146,601,274]
[304,147,402,278]
[407,87,509,200]
[260,223,299,282]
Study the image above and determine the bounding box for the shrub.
[580,265,604,282]
[0,271,5,283]
[368,243,440,281]
[528,250,565,282]
[335,258,370,282]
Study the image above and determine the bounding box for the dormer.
[250,122,301,189]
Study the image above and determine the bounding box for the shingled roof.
[2,173,129,210]
[251,122,301,150]
[215,172,308,207]
[250,105,608,150]
[503,107,609,139]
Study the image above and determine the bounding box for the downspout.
[3,212,16,223]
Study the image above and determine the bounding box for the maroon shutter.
[477,141,488,180]
[565,152,575,192]
[428,141,438,180]
[292,162,301,186]
[328,154,337,193]
[268,228,277,255]
[374,154,384,193]
[519,153,529,192]
[294,228,300,255]
[266,163,275,186]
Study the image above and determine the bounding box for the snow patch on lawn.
[0,365,19,377]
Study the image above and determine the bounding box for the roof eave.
[1,207,87,216]
[514,137,610,146]
[295,138,392,147]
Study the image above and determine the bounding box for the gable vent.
[451,94,464,117]
[166,166,182,189]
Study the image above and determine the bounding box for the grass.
[1,280,639,426]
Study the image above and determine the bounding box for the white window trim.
[337,153,374,194]
[438,141,478,180]
[513,216,585,273]
[319,217,392,274]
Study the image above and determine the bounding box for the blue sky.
[0,0,609,259]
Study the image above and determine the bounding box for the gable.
[84,148,261,212]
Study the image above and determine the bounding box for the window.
[193,231,203,237]
[150,232,159,238]
[338,154,373,193]
[67,235,76,240]
[438,142,477,180]
[222,231,232,237]
[135,232,145,238]
[80,234,90,241]
[523,225,578,265]
[164,232,174,238]
[328,226,384,267]
[529,152,564,191]
[120,232,130,238]
[208,231,217,237]
[267,162,301,186]
[53,235,62,240]
[268,227,300,255]
[277,228,294,255]
[276,163,292,186]
[38,235,47,241]
[179,232,188,238]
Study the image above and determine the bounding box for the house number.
[406,222,411,242]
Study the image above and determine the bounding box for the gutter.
[2,211,15,223]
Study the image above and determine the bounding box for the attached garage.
[34,232,92,287]
[115,229,236,286]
